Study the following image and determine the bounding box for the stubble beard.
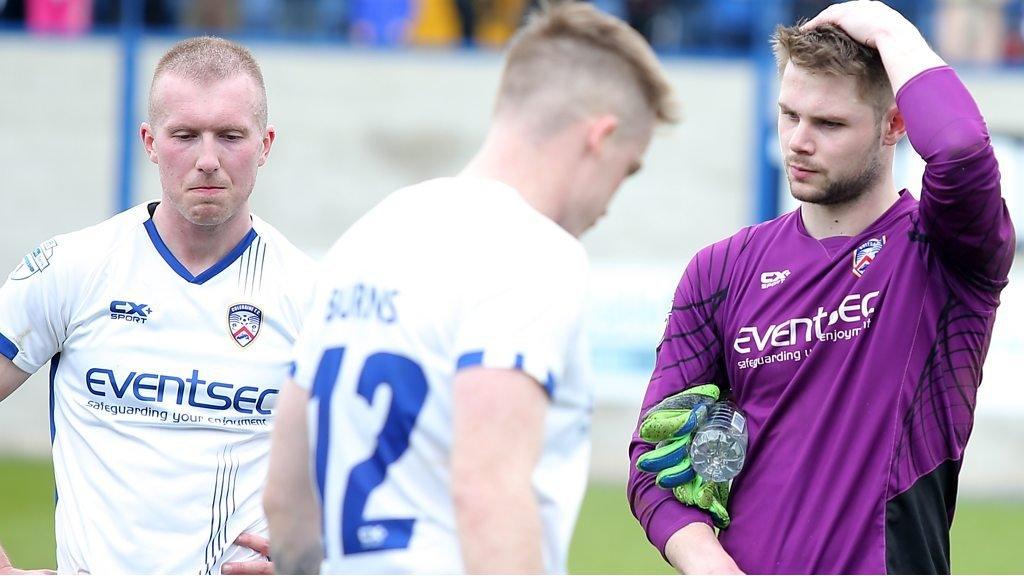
[790,152,883,208]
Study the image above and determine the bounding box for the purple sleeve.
[898,66,1015,304]
[627,241,735,555]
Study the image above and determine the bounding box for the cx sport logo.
[110,301,152,324]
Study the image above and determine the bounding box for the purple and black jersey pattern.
[628,67,1015,573]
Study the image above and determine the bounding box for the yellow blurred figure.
[408,0,462,45]
[478,0,528,47]
[409,0,528,47]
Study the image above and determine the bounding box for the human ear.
[140,123,159,164]
[586,114,620,154]
[882,105,906,147]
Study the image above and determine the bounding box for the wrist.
[665,522,740,574]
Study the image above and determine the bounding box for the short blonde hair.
[148,36,268,127]
[495,1,678,136]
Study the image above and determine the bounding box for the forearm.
[0,357,31,403]
[628,362,721,553]
[628,439,715,552]
[454,480,544,573]
[264,379,322,574]
[265,486,322,574]
[665,523,743,574]
[269,539,322,575]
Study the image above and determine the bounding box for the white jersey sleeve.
[451,239,589,394]
[0,237,74,372]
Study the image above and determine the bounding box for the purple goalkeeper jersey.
[628,67,1015,574]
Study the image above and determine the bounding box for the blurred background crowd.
[1,0,1022,65]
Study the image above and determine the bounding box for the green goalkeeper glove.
[635,384,732,529]
[671,474,731,529]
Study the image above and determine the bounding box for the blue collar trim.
[144,219,258,285]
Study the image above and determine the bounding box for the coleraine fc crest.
[228,304,262,347]
[851,236,886,278]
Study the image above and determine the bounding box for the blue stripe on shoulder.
[543,372,556,398]
[454,350,556,399]
[0,332,17,361]
[456,350,484,370]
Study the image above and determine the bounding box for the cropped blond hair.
[148,36,268,127]
[495,1,678,136]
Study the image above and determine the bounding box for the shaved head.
[149,36,268,128]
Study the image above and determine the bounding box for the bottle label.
[731,410,746,433]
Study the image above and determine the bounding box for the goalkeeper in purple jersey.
[628,1,1015,574]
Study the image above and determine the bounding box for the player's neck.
[151,203,253,276]
[800,179,901,239]
[461,121,575,229]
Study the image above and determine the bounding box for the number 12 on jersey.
[310,346,428,555]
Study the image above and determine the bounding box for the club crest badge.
[228,304,262,348]
[851,236,886,278]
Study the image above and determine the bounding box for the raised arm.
[806,0,1015,300]
[802,0,945,92]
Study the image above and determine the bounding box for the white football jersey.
[291,177,593,574]
[0,202,314,574]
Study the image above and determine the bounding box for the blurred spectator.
[351,0,411,45]
[625,0,681,51]
[935,0,1009,64]
[408,0,460,45]
[475,0,527,46]
[0,0,25,23]
[793,0,923,25]
[26,0,92,35]
[92,0,175,28]
[12,0,1020,66]
[242,0,348,38]
[699,0,753,51]
[591,0,626,19]
[626,0,753,53]
[409,0,525,47]
[455,0,475,44]
[177,0,240,31]
[1007,0,1024,61]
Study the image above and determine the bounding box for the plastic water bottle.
[690,401,748,482]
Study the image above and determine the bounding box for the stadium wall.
[0,36,1021,498]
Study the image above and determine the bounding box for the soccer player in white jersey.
[0,37,313,574]
[264,3,678,574]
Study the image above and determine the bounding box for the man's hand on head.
[801,0,920,48]
[800,0,946,94]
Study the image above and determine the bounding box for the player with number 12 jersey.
[290,177,593,573]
